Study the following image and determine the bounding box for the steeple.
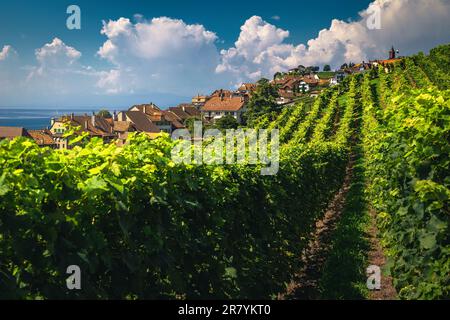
[389,46,396,60]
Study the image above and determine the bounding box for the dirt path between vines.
[279,155,355,300]
[279,155,397,300]
[366,208,398,300]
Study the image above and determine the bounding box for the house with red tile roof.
[28,129,57,148]
[201,92,247,123]
[237,83,257,95]
[191,94,208,108]
[117,110,161,136]
[276,91,296,105]
[128,103,197,133]
[50,113,116,149]
[0,126,30,140]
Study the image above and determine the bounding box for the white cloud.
[2,0,450,107]
[24,38,99,98]
[29,38,83,78]
[217,0,450,81]
[35,38,81,64]
[0,45,17,61]
[0,45,20,95]
[97,16,227,95]
[271,15,280,21]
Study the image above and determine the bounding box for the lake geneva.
[0,107,104,129]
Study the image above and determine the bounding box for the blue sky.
[0,0,449,108]
[1,0,373,62]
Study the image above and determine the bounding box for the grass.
[317,71,336,79]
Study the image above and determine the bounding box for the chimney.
[143,105,147,114]
[91,112,95,127]
[71,113,74,120]
[113,111,117,121]
[85,120,88,129]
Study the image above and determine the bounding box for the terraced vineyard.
[0,44,448,299]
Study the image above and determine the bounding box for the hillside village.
[0,47,402,149]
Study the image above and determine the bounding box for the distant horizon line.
[0,105,173,110]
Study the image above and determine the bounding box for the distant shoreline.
[0,107,106,130]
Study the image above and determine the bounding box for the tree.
[306,66,320,73]
[323,64,331,72]
[184,117,196,134]
[98,109,112,118]
[257,78,270,86]
[243,80,280,127]
[215,115,239,130]
[340,63,348,70]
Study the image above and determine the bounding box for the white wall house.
[201,95,247,124]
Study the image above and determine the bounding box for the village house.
[237,83,257,96]
[201,91,247,123]
[128,103,175,133]
[371,47,403,72]
[110,120,135,144]
[210,89,234,99]
[302,74,320,87]
[0,126,56,148]
[127,102,203,133]
[330,71,347,86]
[167,104,201,123]
[0,126,30,140]
[276,91,296,105]
[27,129,57,148]
[191,94,208,108]
[50,113,116,149]
[116,110,161,138]
[279,78,302,93]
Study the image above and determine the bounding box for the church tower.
[389,46,396,60]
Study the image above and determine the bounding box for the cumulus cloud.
[2,0,450,107]
[97,16,227,95]
[24,38,99,98]
[36,38,81,63]
[0,45,20,96]
[0,45,17,61]
[217,0,450,82]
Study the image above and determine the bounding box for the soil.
[367,208,398,300]
[279,156,398,300]
[280,156,355,300]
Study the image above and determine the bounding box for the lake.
[0,108,104,129]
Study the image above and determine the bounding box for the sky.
[0,0,449,108]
